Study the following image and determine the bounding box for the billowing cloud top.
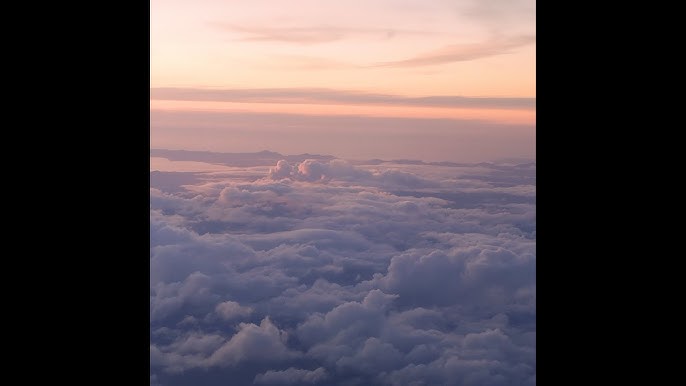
[150,152,536,385]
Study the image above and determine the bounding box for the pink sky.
[150,0,536,162]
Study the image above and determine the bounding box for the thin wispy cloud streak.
[263,55,356,70]
[375,35,536,67]
[149,109,533,132]
[212,23,429,44]
[150,88,535,110]
[459,0,536,26]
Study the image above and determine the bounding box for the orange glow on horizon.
[149,99,535,125]
[150,0,535,162]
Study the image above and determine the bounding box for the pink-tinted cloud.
[150,87,535,110]
[376,35,536,67]
[212,23,428,44]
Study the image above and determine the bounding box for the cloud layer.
[212,24,427,44]
[150,87,535,110]
[376,35,536,67]
[150,152,536,385]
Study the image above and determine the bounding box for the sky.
[150,0,536,162]
[150,2,536,384]
[150,152,536,385]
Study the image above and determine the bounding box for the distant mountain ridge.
[150,149,335,167]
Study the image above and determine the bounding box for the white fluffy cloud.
[215,301,253,321]
[207,317,300,367]
[268,158,435,189]
[150,153,536,385]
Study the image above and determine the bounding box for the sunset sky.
[150,0,536,162]
[150,3,536,385]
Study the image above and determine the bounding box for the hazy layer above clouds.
[149,110,535,163]
[150,150,536,385]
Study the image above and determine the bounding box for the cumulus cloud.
[268,158,367,182]
[150,151,536,385]
[268,158,435,190]
[215,301,253,321]
[269,160,294,180]
[254,367,328,385]
[207,317,300,367]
